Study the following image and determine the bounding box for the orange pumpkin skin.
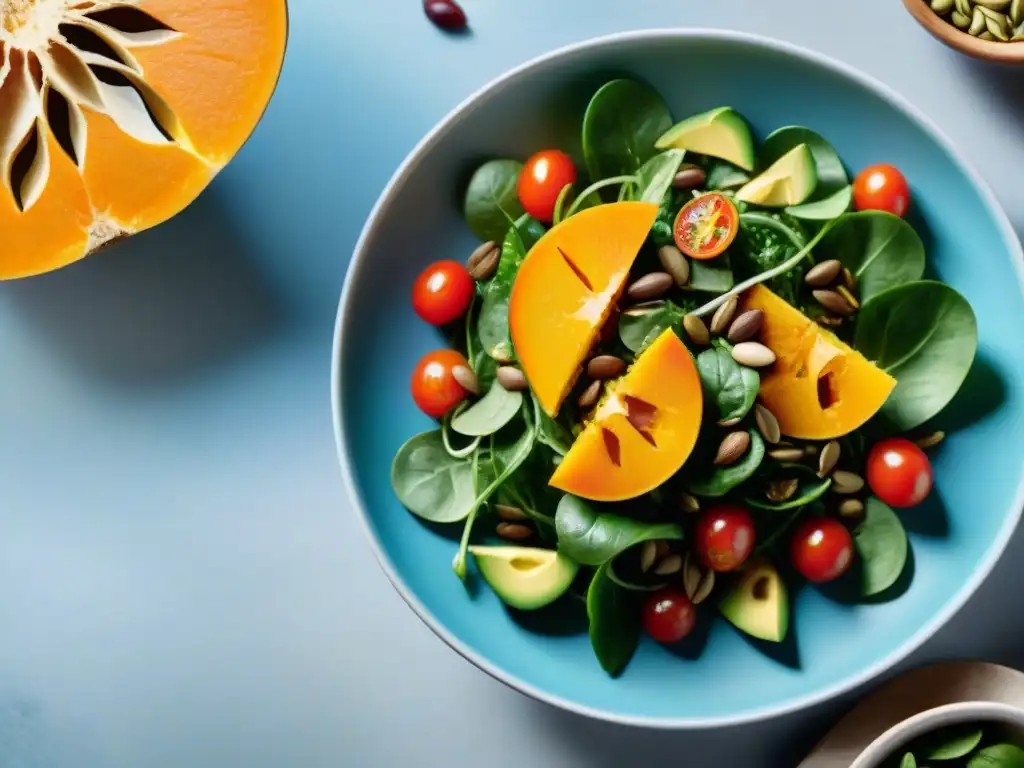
[742,285,896,440]
[509,201,659,417]
[549,328,703,502]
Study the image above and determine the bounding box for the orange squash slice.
[549,328,703,502]
[0,0,287,278]
[742,284,896,440]
[509,201,659,417]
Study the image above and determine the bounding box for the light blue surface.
[4,1,1024,766]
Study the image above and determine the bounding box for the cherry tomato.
[867,438,934,508]
[518,150,577,224]
[412,260,474,326]
[853,164,910,217]
[411,349,470,418]
[790,517,854,583]
[642,587,696,644]
[674,193,739,260]
[695,504,756,572]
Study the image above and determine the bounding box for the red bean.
[424,0,467,31]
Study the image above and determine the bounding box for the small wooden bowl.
[903,0,1024,62]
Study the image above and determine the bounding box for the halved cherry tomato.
[867,438,933,508]
[411,349,470,418]
[412,260,475,326]
[853,164,910,218]
[790,517,854,583]
[642,587,696,644]
[695,504,755,572]
[518,150,577,224]
[674,193,739,260]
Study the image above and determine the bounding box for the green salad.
[391,77,978,677]
[890,722,1024,767]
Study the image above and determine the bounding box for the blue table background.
[2,1,1023,766]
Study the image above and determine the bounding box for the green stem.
[565,175,638,218]
[552,182,573,226]
[692,218,839,319]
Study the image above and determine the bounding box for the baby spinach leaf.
[854,281,978,430]
[391,431,476,523]
[555,494,682,567]
[451,380,524,437]
[533,392,573,456]
[687,256,735,294]
[968,744,1024,767]
[477,216,544,358]
[705,158,750,190]
[746,464,832,511]
[786,185,853,221]
[619,300,687,354]
[737,212,808,306]
[900,754,916,768]
[924,725,984,760]
[819,211,925,301]
[587,561,642,677]
[696,346,760,424]
[759,125,849,201]
[582,79,673,183]
[687,429,766,497]
[463,159,526,242]
[853,497,908,597]
[633,149,686,204]
[650,189,682,247]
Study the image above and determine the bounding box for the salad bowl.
[332,30,1024,727]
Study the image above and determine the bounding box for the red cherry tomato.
[790,517,854,583]
[674,193,739,260]
[412,260,475,326]
[853,164,910,217]
[642,587,696,644]
[518,150,577,224]
[411,349,470,418]
[695,504,756,573]
[867,438,934,508]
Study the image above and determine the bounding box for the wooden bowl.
[904,0,1024,62]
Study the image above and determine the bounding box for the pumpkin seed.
[655,541,670,559]
[623,300,666,317]
[587,355,626,380]
[466,240,500,281]
[1012,0,1024,23]
[683,552,715,605]
[658,245,691,286]
[831,470,866,495]
[496,365,529,391]
[673,164,707,189]
[818,440,841,478]
[680,491,701,514]
[816,316,843,328]
[452,364,480,395]
[640,540,657,573]
[980,28,997,38]
[683,314,711,345]
[496,504,528,522]
[727,309,764,344]
[970,6,987,34]
[952,9,972,26]
[577,379,602,409]
[754,404,781,445]
[718,416,742,428]
[766,478,799,503]
[715,431,751,466]
[955,0,972,15]
[987,12,1011,38]
[915,430,946,450]
[838,498,865,518]
[627,272,674,302]
[732,341,777,367]
[842,267,858,293]
[496,522,533,541]
[837,285,860,310]
[813,289,855,316]
[976,0,1010,9]
[710,294,739,335]
[769,447,806,462]
[654,554,683,577]
[804,259,842,287]
[931,0,955,11]
[1013,31,1024,39]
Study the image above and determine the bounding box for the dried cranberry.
[424,0,467,31]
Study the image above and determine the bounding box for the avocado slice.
[735,144,818,207]
[470,546,579,611]
[655,107,756,172]
[719,558,789,642]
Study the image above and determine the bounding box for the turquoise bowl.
[332,30,1024,727]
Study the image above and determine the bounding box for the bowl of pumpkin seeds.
[904,0,1024,60]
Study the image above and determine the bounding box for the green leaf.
[968,744,1024,767]
[619,301,686,354]
[582,79,673,183]
[854,281,978,430]
[587,561,642,677]
[759,125,849,201]
[451,380,524,437]
[463,159,526,242]
[687,256,735,294]
[477,216,543,358]
[853,497,908,597]
[555,494,682,567]
[924,725,984,760]
[901,754,917,768]
[532,391,574,456]
[391,431,476,523]
[736,212,808,306]
[819,211,925,301]
[687,429,766,497]
[632,149,686,204]
[786,185,853,221]
[746,464,832,511]
[696,346,760,424]
[705,159,750,190]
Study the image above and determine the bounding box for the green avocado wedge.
[470,546,579,611]
[719,558,789,642]
[655,107,756,171]
[736,143,818,207]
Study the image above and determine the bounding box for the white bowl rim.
[331,27,1024,730]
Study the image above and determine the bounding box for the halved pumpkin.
[741,284,896,440]
[549,328,703,501]
[0,0,287,278]
[509,201,659,416]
